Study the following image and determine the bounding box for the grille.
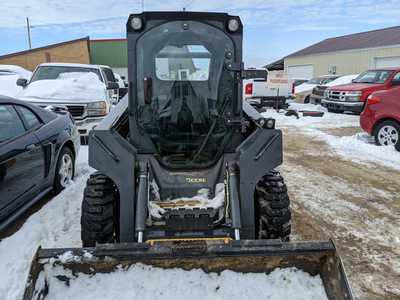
[314,86,327,97]
[66,105,85,118]
[329,91,346,101]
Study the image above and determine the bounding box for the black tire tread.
[255,171,291,241]
[81,172,117,247]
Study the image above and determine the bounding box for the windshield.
[136,21,235,167]
[353,70,392,84]
[31,66,102,83]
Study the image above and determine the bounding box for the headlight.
[324,90,330,98]
[345,91,362,102]
[87,101,107,117]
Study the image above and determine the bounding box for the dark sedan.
[0,96,80,231]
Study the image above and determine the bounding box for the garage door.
[374,56,400,68]
[287,65,314,80]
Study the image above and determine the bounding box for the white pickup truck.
[244,69,305,109]
[16,63,120,143]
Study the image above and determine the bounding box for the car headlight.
[345,91,362,102]
[324,90,330,98]
[87,101,107,117]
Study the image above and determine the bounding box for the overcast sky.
[1,0,400,67]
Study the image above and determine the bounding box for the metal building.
[284,26,400,79]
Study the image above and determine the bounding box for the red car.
[322,68,400,114]
[360,83,400,151]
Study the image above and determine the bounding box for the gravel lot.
[272,106,400,300]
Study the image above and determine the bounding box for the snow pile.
[17,72,106,101]
[0,74,22,97]
[315,132,400,170]
[262,103,359,129]
[0,147,91,300]
[39,264,328,300]
[0,65,32,79]
[150,183,225,219]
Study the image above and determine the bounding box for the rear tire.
[373,120,400,147]
[81,172,118,247]
[255,171,291,241]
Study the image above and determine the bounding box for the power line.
[183,0,195,11]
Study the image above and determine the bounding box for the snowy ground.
[0,147,93,300]
[0,103,399,300]
[270,103,400,299]
[262,102,400,171]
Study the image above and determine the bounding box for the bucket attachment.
[23,240,353,300]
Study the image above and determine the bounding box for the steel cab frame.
[88,12,282,243]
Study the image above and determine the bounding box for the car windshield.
[353,70,392,84]
[135,20,235,168]
[30,66,103,83]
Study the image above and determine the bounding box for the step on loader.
[23,12,353,300]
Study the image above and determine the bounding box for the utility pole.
[26,17,32,49]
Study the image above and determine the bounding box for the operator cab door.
[0,104,45,221]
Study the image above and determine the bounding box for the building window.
[45,52,51,62]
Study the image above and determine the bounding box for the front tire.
[255,171,291,241]
[373,120,400,147]
[81,172,118,247]
[54,147,75,194]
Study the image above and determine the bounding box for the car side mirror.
[143,77,153,105]
[16,78,28,87]
[391,80,400,86]
[106,82,119,90]
[242,69,268,80]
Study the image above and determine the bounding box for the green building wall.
[89,39,128,68]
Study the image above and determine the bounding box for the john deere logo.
[186,178,207,183]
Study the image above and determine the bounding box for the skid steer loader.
[23,12,353,299]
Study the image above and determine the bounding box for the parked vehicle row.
[322,68,400,114]
[0,96,79,231]
[294,75,338,103]
[310,74,359,105]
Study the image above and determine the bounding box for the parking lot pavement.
[281,127,400,300]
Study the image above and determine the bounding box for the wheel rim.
[59,154,73,187]
[378,125,399,146]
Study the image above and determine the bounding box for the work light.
[131,17,143,31]
[227,18,240,32]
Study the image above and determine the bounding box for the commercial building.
[283,26,400,79]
